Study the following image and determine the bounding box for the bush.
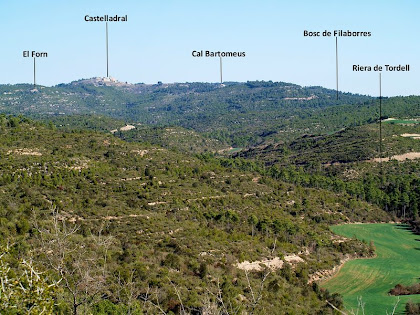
[406,301,420,315]
[0,250,57,314]
[389,283,420,296]
[162,253,181,270]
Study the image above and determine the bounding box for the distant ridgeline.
[0,79,419,147]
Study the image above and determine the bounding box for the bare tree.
[325,300,348,315]
[33,207,115,315]
[329,295,401,315]
[205,278,234,315]
[244,269,271,314]
[140,285,168,315]
[201,293,221,315]
[203,269,271,315]
[0,246,59,314]
[168,278,188,315]
[114,269,143,314]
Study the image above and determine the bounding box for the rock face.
[307,253,369,284]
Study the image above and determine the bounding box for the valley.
[2,1,420,313]
[0,79,419,314]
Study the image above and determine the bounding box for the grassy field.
[227,147,243,154]
[322,224,420,314]
[384,119,420,124]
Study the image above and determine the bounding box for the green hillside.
[2,80,419,147]
[0,80,378,146]
[46,115,228,154]
[117,125,227,154]
[233,119,420,222]
[0,115,391,314]
[1,80,420,313]
[237,121,420,165]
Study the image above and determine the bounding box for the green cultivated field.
[322,224,420,314]
[384,119,420,124]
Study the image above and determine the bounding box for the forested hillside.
[1,79,419,314]
[2,80,419,147]
[0,80,382,146]
[47,114,228,154]
[236,121,420,220]
[238,121,420,165]
[0,115,388,314]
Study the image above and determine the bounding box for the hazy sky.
[1,0,419,96]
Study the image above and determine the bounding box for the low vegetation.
[0,115,389,314]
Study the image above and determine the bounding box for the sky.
[1,0,419,96]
